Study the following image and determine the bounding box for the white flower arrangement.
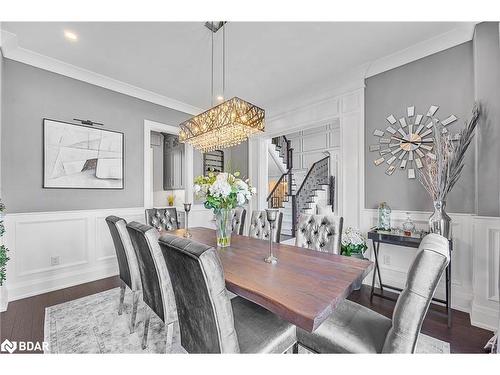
[194,171,256,211]
[341,227,368,256]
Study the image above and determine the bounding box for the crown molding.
[366,23,477,78]
[0,30,202,115]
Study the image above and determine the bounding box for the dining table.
[165,227,373,333]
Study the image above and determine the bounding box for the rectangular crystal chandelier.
[179,97,265,153]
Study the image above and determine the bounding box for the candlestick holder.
[183,203,192,238]
[264,209,278,264]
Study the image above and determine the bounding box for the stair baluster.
[292,156,330,236]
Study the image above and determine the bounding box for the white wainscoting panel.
[360,209,474,316]
[4,207,144,301]
[471,216,500,330]
[4,205,218,302]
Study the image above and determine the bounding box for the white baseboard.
[471,302,500,331]
[8,263,118,301]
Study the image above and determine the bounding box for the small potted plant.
[341,227,368,259]
[167,193,175,207]
[0,199,9,312]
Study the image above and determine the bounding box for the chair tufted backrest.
[145,208,179,231]
[382,233,450,353]
[126,222,177,324]
[231,207,246,235]
[248,210,283,243]
[158,234,240,353]
[295,214,343,254]
[105,216,142,292]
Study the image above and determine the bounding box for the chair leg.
[130,291,139,333]
[165,322,175,353]
[142,310,151,350]
[118,285,126,316]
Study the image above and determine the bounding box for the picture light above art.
[43,119,124,189]
[369,105,458,179]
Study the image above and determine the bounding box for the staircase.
[292,156,330,231]
[267,137,332,237]
[267,136,295,211]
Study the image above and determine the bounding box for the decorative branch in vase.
[417,104,480,238]
[194,171,256,247]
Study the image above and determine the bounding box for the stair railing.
[267,172,291,208]
[291,156,330,236]
[267,136,294,209]
[271,135,293,170]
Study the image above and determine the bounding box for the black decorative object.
[203,150,224,175]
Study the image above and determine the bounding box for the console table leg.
[375,241,383,293]
[371,240,382,302]
[446,261,452,328]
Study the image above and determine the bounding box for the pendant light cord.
[211,29,214,106]
[223,24,226,99]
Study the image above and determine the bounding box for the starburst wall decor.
[369,105,459,179]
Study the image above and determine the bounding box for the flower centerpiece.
[194,171,256,247]
[341,227,368,258]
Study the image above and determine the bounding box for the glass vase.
[377,202,391,231]
[214,208,234,247]
[429,200,452,239]
[402,212,416,236]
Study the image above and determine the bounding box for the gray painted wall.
[224,141,249,178]
[365,42,475,213]
[0,53,3,195]
[1,59,189,213]
[474,22,500,217]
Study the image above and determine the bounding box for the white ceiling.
[1,22,474,115]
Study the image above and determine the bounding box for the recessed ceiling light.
[216,95,224,101]
[64,30,78,41]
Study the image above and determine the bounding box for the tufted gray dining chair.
[248,210,283,243]
[231,207,246,235]
[158,234,297,353]
[297,233,450,353]
[145,208,179,231]
[126,222,178,350]
[295,214,343,254]
[105,216,142,332]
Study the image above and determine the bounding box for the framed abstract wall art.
[43,119,124,189]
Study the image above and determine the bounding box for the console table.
[367,229,453,327]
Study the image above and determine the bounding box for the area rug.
[44,288,450,354]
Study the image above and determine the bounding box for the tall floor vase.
[429,200,452,239]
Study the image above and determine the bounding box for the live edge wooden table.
[367,229,453,328]
[166,227,373,333]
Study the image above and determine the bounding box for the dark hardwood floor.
[0,276,494,354]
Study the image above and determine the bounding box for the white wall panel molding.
[360,209,474,315]
[3,207,144,301]
[264,86,364,228]
[0,30,201,115]
[471,216,500,330]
